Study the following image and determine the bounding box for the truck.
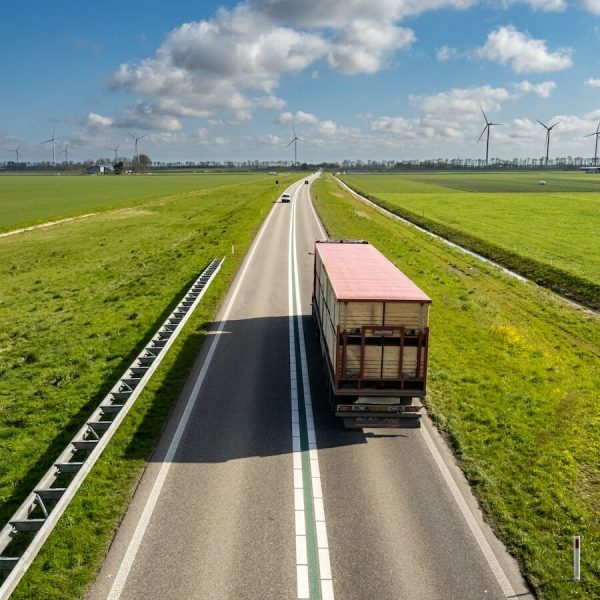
[312,240,431,428]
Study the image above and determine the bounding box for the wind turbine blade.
[536,119,547,129]
[128,131,136,139]
[287,139,294,147]
[139,133,149,140]
[481,106,489,124]
[292,123,296,137]
[549,121,560,129]
[41,139,52,144]
[297,138,305,143]
[585,132,596,138]
[477,126,488,142]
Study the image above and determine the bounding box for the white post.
[231,244,234,255]
[573,536,581,581]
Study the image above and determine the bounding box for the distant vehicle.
[281,193,291,203]
[305,180,309,184]
[312,240,431,428]
[539,180,546,185]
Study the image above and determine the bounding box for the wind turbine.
[287,124,305,167]
[57,143,69,166]
[14,145,20,165]
[478,107,503,167]
[584,122,600,166]
[537,119,560,167]
[41,127,57,165]
[110,145,120,163]
[128,132,148,166]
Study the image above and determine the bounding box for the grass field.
[340,172,600,309]
[0,172,302,598]
[0,172,275,233]
[314,173,600,599]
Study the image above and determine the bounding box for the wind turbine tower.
[584,122,600,166]
[537,119,560,167]
[14,145,20,165]
[58,143,69,166]
[128,132,148,166]
[111,145,119,163]
[41,128,57,165]
[478,107,503,167]
[287,124,305,167]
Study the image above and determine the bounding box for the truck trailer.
[312,240,431,428]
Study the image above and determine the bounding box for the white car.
[281,193,291,203]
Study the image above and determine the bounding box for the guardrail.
[0,258,224,599]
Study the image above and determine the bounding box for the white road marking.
[106,197,283,600]
[290,177,335,598]
[420,425,516,598]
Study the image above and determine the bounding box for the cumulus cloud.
[476,26,573,73]
[436,45,458,62]
[584,78,600,88]
[583,0,600,14]
[278,111,319,125]
[86,113,113,127]
[410,85,511,119]
[108,0,482,129]
[250,0,477,27]
[500,0,566,11]
[326,21,415,74]
[513,80,557,98]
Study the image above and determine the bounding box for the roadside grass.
[0,172,275,232]
[313,174,600,599]
[340,174,600,309]
[0,173,302,598]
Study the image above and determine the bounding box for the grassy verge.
[0,172,276,232]
[313,174,599,599]
[0,173,303,598]
[338,177,600,311]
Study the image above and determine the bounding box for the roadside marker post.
[573,536,581,581]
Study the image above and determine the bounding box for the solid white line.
[420,425,516,598]
[107,197,283,600]
[292,178,335,598]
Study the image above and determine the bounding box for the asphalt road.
[87,175,533,600]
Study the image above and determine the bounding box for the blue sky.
[2,0,600,163]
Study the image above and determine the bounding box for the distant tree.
[135,153,151,172]
[113,161,125,175]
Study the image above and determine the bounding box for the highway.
[87,175,532,600]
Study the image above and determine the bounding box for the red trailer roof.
[316,242,431,303]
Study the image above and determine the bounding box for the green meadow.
[315,173,600,599]
[0,172,301,598]
[0,172,274,232]
[341,172,600,309]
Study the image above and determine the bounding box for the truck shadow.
[125,314,417,466]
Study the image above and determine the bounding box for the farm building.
[85,165,113,175]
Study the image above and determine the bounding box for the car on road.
[281,193,291,203]
[305,180,309,184]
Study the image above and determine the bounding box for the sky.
[2,0,600,163]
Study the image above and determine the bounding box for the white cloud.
[114,103,183,131]
[584,78,600,88]
[436,45,458,62]
[250,0,477,27]
[86,113,113,127]
[109,0,478,129]
[513,80,557,98]
[583,0,600,14]
[278,111,319,125]
[411,85,511,119]
[501,0,566,11]
[476,26,573,73]
[327,21,416,74]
